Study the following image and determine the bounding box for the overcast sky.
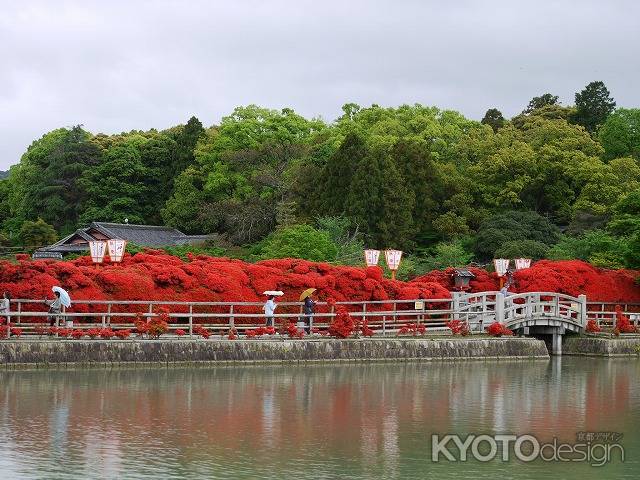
[1,0,639,169]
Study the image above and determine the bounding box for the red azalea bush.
[147,310,169,338]
[71,329,85,339]
[615,305,638,334]
[86,328,100,339]
[398,323,426,336]
[99,328,115,339]
[486,322,514,337]
[446,319,470,336]
[175,329,186,336]
[245,326,276,338]
[0,325,8,338]
[585,319,602,333]
[193,324,211,338]
[1,253,639,334]
[114,329,131,339]
[10,327,23,337]
[284,321,304,339]
[328,306,355,338]
[57,328,71,338]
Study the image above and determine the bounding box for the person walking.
[263,295,277,327]
[45,291,62,327]
[303,294,315,334]
[0,292,10,337]
[0,292,10,320]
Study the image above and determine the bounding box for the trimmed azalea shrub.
[71,329,85,339]
[486,322,513,337]
[114,329,131,339]
[446,319,470,336]
[328,306,355,338]
[193,324,211,338]
[10,327,23,337]
[585,319,602,333]
[615,305,638,333]
[147,310,170,338]
[175,329,186,336]
[86,328,100,339]
[99,328,115,339]
[398,323,426,336]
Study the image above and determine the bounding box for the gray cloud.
[1,0,639,169]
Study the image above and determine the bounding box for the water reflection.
[0,359,639,479]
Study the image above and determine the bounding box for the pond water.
[0,358,638,479]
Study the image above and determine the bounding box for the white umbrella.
[263,290,284,296]
[52,286,71,308]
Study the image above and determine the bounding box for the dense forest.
[1,80,640,277]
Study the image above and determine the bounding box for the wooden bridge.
[1,292,637,355]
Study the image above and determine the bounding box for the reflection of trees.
[0,359,638,477]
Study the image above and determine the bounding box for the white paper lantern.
[89,241,107,263]
[364,249,381,267]
[384,249,403,271]
[515,258,532,270]
[493,258,510,277]
[107,239,127,263]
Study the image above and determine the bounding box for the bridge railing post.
[452,292,461,322]
[495,293,505,325]
[578,294,587,328]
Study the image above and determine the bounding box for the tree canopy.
[2,80,640,271]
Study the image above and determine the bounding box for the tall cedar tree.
[390,140,437,237]
[572,81,616,133]
[171,116,205,179]
[345,149,414,249]
[321,132,367,215]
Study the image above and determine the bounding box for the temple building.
[34,222,213,258]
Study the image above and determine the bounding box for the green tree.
[494,239,549,260]
[316,216,363,263]
[78,135,152,224]
[257,224,338,261]
[169,116,205,178]
[474,210,560,259]
[572,81,616,133]
[345,149,415,249]
[548,230,626,269]
[390,139,438,237]
[598,108,640,160]
[18,218,57,248]
[8,126,102,233]
[320,132,367,215]
[608,188,640,235]
[522,93,559,114]
[422,240,473,270]
[481,108,505,132]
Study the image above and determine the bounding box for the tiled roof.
[38,222,215,254]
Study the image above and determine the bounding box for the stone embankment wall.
[564,336,640,356]
[0,337,548,367]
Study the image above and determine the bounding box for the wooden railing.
[1,298,456,338]
[1,294,638,338]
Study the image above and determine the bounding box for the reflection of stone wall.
[565,336,640,356]
[0,338,548,366]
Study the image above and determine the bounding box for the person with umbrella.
[45,286,71,327]
[300,288,316,334]
[262,291,283,327]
